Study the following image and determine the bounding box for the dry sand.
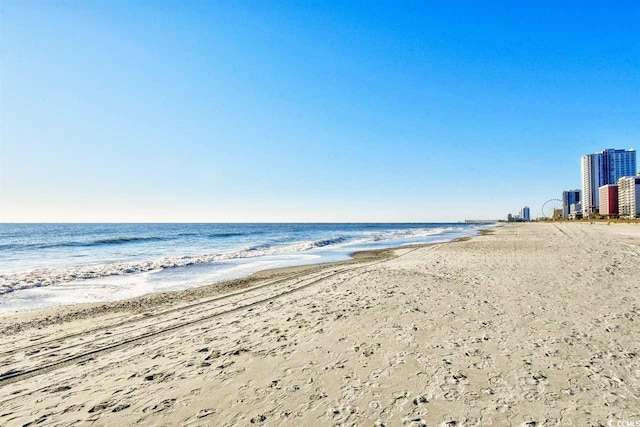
[1,222,639,426]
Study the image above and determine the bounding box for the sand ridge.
[1,223,639,426]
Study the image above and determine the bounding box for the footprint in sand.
[62,404,85,414]
[250,414,267,424]
[144,372,173,382]
[380,391,410,418]
[150,399,176,413]
[196,408,216,418]
[88,401,113,413]
[111,404,131,413]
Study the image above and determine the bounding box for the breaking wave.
[0,236,357,294]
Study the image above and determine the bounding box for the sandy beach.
[1,222,639,426]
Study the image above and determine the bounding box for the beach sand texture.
[1,223,639,426]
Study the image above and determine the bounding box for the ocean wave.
[307,236,348,248]
[90,236,168,245]
[0,236,170,251]
[366,226,456,242]
[207,232,249,238]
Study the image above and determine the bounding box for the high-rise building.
[618,175,640,218]
[598,184,619,217]
[562,190,581,218]
[570,202,582,217]
[519,206,530,221]
[581,149,636,216]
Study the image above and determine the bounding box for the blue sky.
[1,1,639,222]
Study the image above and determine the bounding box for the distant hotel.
[506,206,530,222]
[618,175,640,219]
[598,184,618,217]
[581,148,636,216]
[562,190,581,218]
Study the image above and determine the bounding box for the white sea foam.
[0,226,478,295]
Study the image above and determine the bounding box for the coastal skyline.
[2,1,639,222]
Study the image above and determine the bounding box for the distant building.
[581,148,636,216]
[618,175,640,218]
[562,190,581,218]
[519,206,530,221]
[506,213,524,222]
[569,202,583,218]
[598,184,619,217]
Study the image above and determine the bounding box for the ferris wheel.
[541,199,563,219]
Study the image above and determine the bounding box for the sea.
[0,223,494,314]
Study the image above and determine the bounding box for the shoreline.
[0,223,483,299]
[0,231,487,331]
[2,222,638,425]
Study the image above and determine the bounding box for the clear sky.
[1,1,639,222]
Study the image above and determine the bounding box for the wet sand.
[1,222,639,426]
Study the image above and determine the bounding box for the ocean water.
[0,223,493,314]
